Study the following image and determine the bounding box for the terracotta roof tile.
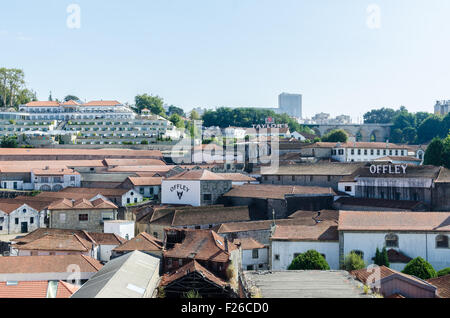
[112,232,163,252]
[82,100,122,106]
[104,158,166,167]
[167,169,226,181]
[0,281,78,298]
[25,101,60,107]
[233,237,265,250]
[164,229,235,263]
[0,255,102,274]
[339,211,450,232]
[215,173,256,182]
[127,177,163,186]
[223,184,336,200]
[271,221,339,241]
[427,275,450,298]
[387,249,413,264]
[47,197,117,210]
[160,260,228,288]
[14,234,93,252]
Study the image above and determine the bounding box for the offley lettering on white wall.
[169,184,190,200]
[369,164,408,175]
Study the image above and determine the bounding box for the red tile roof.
[223,184,336,200]
[233,238,265,250]
[160,260,228,288]
[167,169,226,181]
[387,249,413,264]
[164,229,235,263]
[0,202,31,215]
[112,232,163,253]
[14,234,93,252]
[82,100,122,106]
[32,168,79,176]
[215,173,256,182]
[47,197,118,210]
[338,211,450,232]
[0,255,102,274]
[427,275,450,298]
[25,101,60,107]
[104,158,166,167]
[0,281,79,298]
[61,100,81,106]
[127,177,163,186]
[271,221,339,241]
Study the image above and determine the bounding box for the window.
[383,150,386,155]
[30,217,34,224]
[70,176,75,182]
[292,176,295,182]
[332,150,337,155]
[436,235,449,248]
[102,212,114,220]
[385,234,399,248]
[15,218,19,225]
[203,194,212,201]
[79,214,88,221]
[246,265,254,270]
[370,149,374,155]
[0,217,3,223]
[264,176,268,181]
[13,182,17,189]
[41,177,49,183]
[277,176,281,181]
[22,209,27,213]
[140,187,144,194]
[59,213,66,223]
[327,176,331,182]
[351,250,364,259]
[274,254,280,261]
[377,150,380,156]
[338,149,344,155]
[358,149,361,155]
[195,226,201,229]
[351,149,355,155]
[345,186,352,192]
[309,176,314,182]
[252,249,259,259]
[364,149,368,155]
[153,232,158,238]
[134,198,138,203]
[127,198,130,204]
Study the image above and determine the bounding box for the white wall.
[242,248,269,270]
[342,232,450,271]
[161,180,201,206]
[122,190,144,206]
[104,221,135,240]
[271,241,340,270]
[338,182,356,196]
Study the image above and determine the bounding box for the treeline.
[201,107,311,133]
[364,106,450,144]
[0,68,37,108]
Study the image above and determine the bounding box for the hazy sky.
[1,0,450,120]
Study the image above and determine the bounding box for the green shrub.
[374,247,390,267]
[437,267,450,277]
[402,257,437,280]
[342,252,366,271]
[288,250,330,270]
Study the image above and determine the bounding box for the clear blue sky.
[1,0,450,120]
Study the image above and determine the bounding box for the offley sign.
[170,184,190,200]
[369,164,407,174]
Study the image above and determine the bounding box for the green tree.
[402,127,417,144]
[363,108,397,124]
[0,68,27,108]
[423,137,444,166]
[390,128,403,144]
[374,248,381,266]
[169,113,185,129]
[437,268,450,277]
[342,252,366,271]
[321,129,348,143]
[166,105,185,117]
[288,250,330,270]
[135,94,165,116]
[64,95,81,102]
[1,135,18,148]
[190,109,201,120]
[417,115,442,144]
[440,113,450,138]
[402,257,437,280]
[381,247,390,267]
[442,134,450,169]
